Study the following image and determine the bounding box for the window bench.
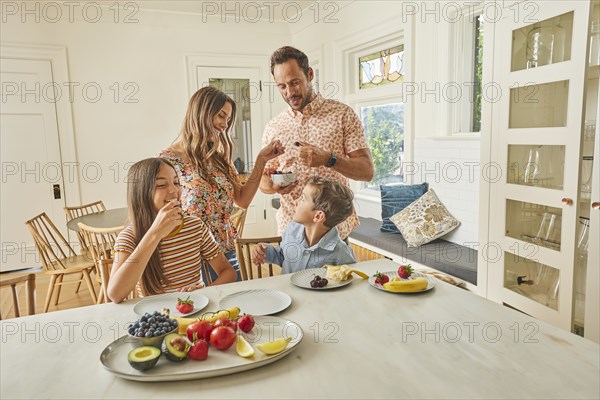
[348,217,477,290]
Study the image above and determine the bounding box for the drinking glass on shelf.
[534,212,561,248]
[581,157,594,193]
[577,217,590,254]
[524,146,541,185]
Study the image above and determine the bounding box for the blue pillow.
[380,182,429,233]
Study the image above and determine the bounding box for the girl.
[159,86,283,283]
[107,158,236,303]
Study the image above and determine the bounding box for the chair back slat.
[25,213,75,271]
[0,273,36,319]
[235,237,282,281]
[64,201,106,252]
[230,207,247,238]
[77,223,123,303]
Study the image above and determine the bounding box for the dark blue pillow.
[380,182,429,233]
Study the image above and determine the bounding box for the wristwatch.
[326,152,337,168]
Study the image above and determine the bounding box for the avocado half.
[127,346,161,371]
[161,333,189,362]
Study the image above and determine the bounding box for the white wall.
[1,6,291,209]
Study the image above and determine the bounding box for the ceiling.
[127,0,320,22]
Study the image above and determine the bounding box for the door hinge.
[259,80,262,92]
[264,209,266,220]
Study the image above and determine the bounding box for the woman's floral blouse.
[159,149,238,253]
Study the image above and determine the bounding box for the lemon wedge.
[256,337,292,355]
[236,335,255,358]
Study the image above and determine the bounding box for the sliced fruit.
[383,277,428,292]
[236,335,255,358]
[161,333,189,362]
[127,346,161,371]
[256,337,292,355]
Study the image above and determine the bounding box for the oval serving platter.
[100,315,303,382]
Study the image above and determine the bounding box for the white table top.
[1,259,598,399]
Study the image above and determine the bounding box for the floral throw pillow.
[390,189,460,247]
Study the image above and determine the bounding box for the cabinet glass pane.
[511,11,573,71]
[506,199,562,250]
[509,80,569,128]
[507,145,565,189]
[504,252,559,310]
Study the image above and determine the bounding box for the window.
[345,35,405,195]
[360,102,404,190]
[472,14,484,132]
[450,6,485,134]
[359,45,404,89]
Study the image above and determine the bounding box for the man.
[260,46,374,240]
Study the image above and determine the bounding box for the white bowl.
[271,172,297,187]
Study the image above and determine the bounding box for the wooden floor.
[0,268,100,319]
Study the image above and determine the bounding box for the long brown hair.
[177,86,239,188]
[126,157,175,295]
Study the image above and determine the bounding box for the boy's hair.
[307,177,354,228]
[270,46,310,77]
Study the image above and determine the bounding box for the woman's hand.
[257,140,284,164]
[251,243,268,266]
[149,200,183,239]
[177,282,204,292]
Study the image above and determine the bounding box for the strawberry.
[237,314,255,333]
[176,296,194,314]
[397,264,413,279]
[188,335,209,361]
[373,271,389,285]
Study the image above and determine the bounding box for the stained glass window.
[359,45,404,89]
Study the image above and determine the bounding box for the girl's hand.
[251,243,268,266]
[177,282,204,292]
[258,140,284,163]
[149,200,183,239]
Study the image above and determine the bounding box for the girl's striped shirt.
[114,215,220,294]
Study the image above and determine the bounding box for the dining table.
[1,259,598,399]
[66,207,129,232]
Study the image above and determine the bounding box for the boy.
[252,177,356,274]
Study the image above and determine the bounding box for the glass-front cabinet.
[487,0,599,342]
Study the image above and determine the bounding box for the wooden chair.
[235,236,282,280]
[64,200,106,252]
[25,212,97,312]
[231,207,247,238]
[77,223,122,304]
[0,273,36,319]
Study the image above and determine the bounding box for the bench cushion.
[349,217,477,285]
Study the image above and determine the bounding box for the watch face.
[327,153,337,167]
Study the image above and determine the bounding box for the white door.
[0,58,67,272]
[194,66,277,237]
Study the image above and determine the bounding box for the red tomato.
[214,317,238,333]
[186,320,214,342]
[209,326,236,350]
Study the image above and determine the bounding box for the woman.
[159,87,283,282]
[108,158,237,303]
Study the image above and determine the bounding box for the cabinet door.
[488,1,591,330]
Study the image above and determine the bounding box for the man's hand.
[295,141,329,168]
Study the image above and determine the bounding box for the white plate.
[219,289,292,316]
[290,268,353,290]
[368,271,437,293]
[100,316,303,382]
[133,291,210,318]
